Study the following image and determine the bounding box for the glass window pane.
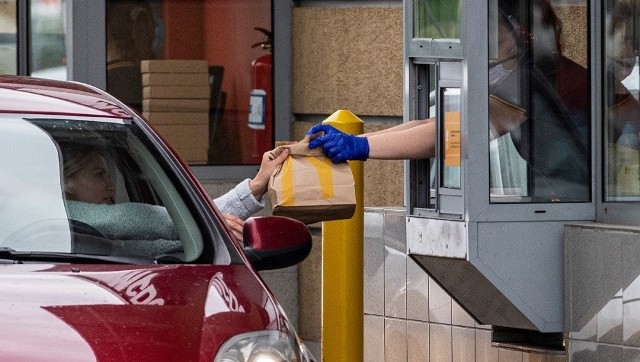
[9,118,206,261]
[106,0,273,166]
[427,66,437,206]
[605,0,640,201]
[0,1,17,75]
[488,0,590,203]
[414,0,461,39]
[412,65,437,210]
[29,0,67,80]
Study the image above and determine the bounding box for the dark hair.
[499,0,564,54]
[608,1,633,37]
[106,0,155,61]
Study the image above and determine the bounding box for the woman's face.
[66,152,115,204]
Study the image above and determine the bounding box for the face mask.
[489,63,512,87]
[610,56,637,81]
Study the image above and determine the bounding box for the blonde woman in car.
[61,144,288,241]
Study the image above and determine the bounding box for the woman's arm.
[213,179,264,221]
[213,148,290,221]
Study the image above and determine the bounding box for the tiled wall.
[365,207,569,361]
[565,223,640,361]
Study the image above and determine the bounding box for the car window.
[0,116,220,263]
[0,118,71,251]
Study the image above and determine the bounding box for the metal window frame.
[404,0,596,223]
[66,0,106,87]
[17,0,28,75]
[594,0,640,224]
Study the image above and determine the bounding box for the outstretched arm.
[307,119,436,162]
[366,119,435,159]
[213,149,289,220]
[361,118,433,137]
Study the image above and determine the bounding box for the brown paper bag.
[268,136,356,224]
[488,94,526,140]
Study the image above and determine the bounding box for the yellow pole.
[321,110,364,361]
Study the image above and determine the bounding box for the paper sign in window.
[444,111,461,167]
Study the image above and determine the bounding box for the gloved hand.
[306,124,369,163]
[307,124,345,148]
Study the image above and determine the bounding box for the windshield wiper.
[0,247,154,264]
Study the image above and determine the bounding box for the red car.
[0,76,314,361]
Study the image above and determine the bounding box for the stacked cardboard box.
[141,60,210,164]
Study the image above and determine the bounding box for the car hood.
[0,263,285,361]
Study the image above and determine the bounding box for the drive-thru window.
[405,0,640,348]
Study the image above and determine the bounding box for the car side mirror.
[242,216,312,271]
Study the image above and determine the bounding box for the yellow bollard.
[320,110,364,361]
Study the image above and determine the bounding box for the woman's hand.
[248,148,290,201]
[223,213,244,240]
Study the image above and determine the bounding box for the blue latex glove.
[306,124,369,163]
[306,124,345,148]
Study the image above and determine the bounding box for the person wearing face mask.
[492,0,591,141]
[298,6,530,165]
[62,144,289,242]
[306,0,594,201]
[607,2,637,87]
[309,0,586,153]
[606,0,640,140]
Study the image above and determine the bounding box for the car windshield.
[0,116,226,264]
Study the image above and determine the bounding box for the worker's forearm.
[363,118,434,137]
[366,120,436,159]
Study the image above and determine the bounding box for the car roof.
[0,75,135,119]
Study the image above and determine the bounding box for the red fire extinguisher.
[248,27,273,163]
